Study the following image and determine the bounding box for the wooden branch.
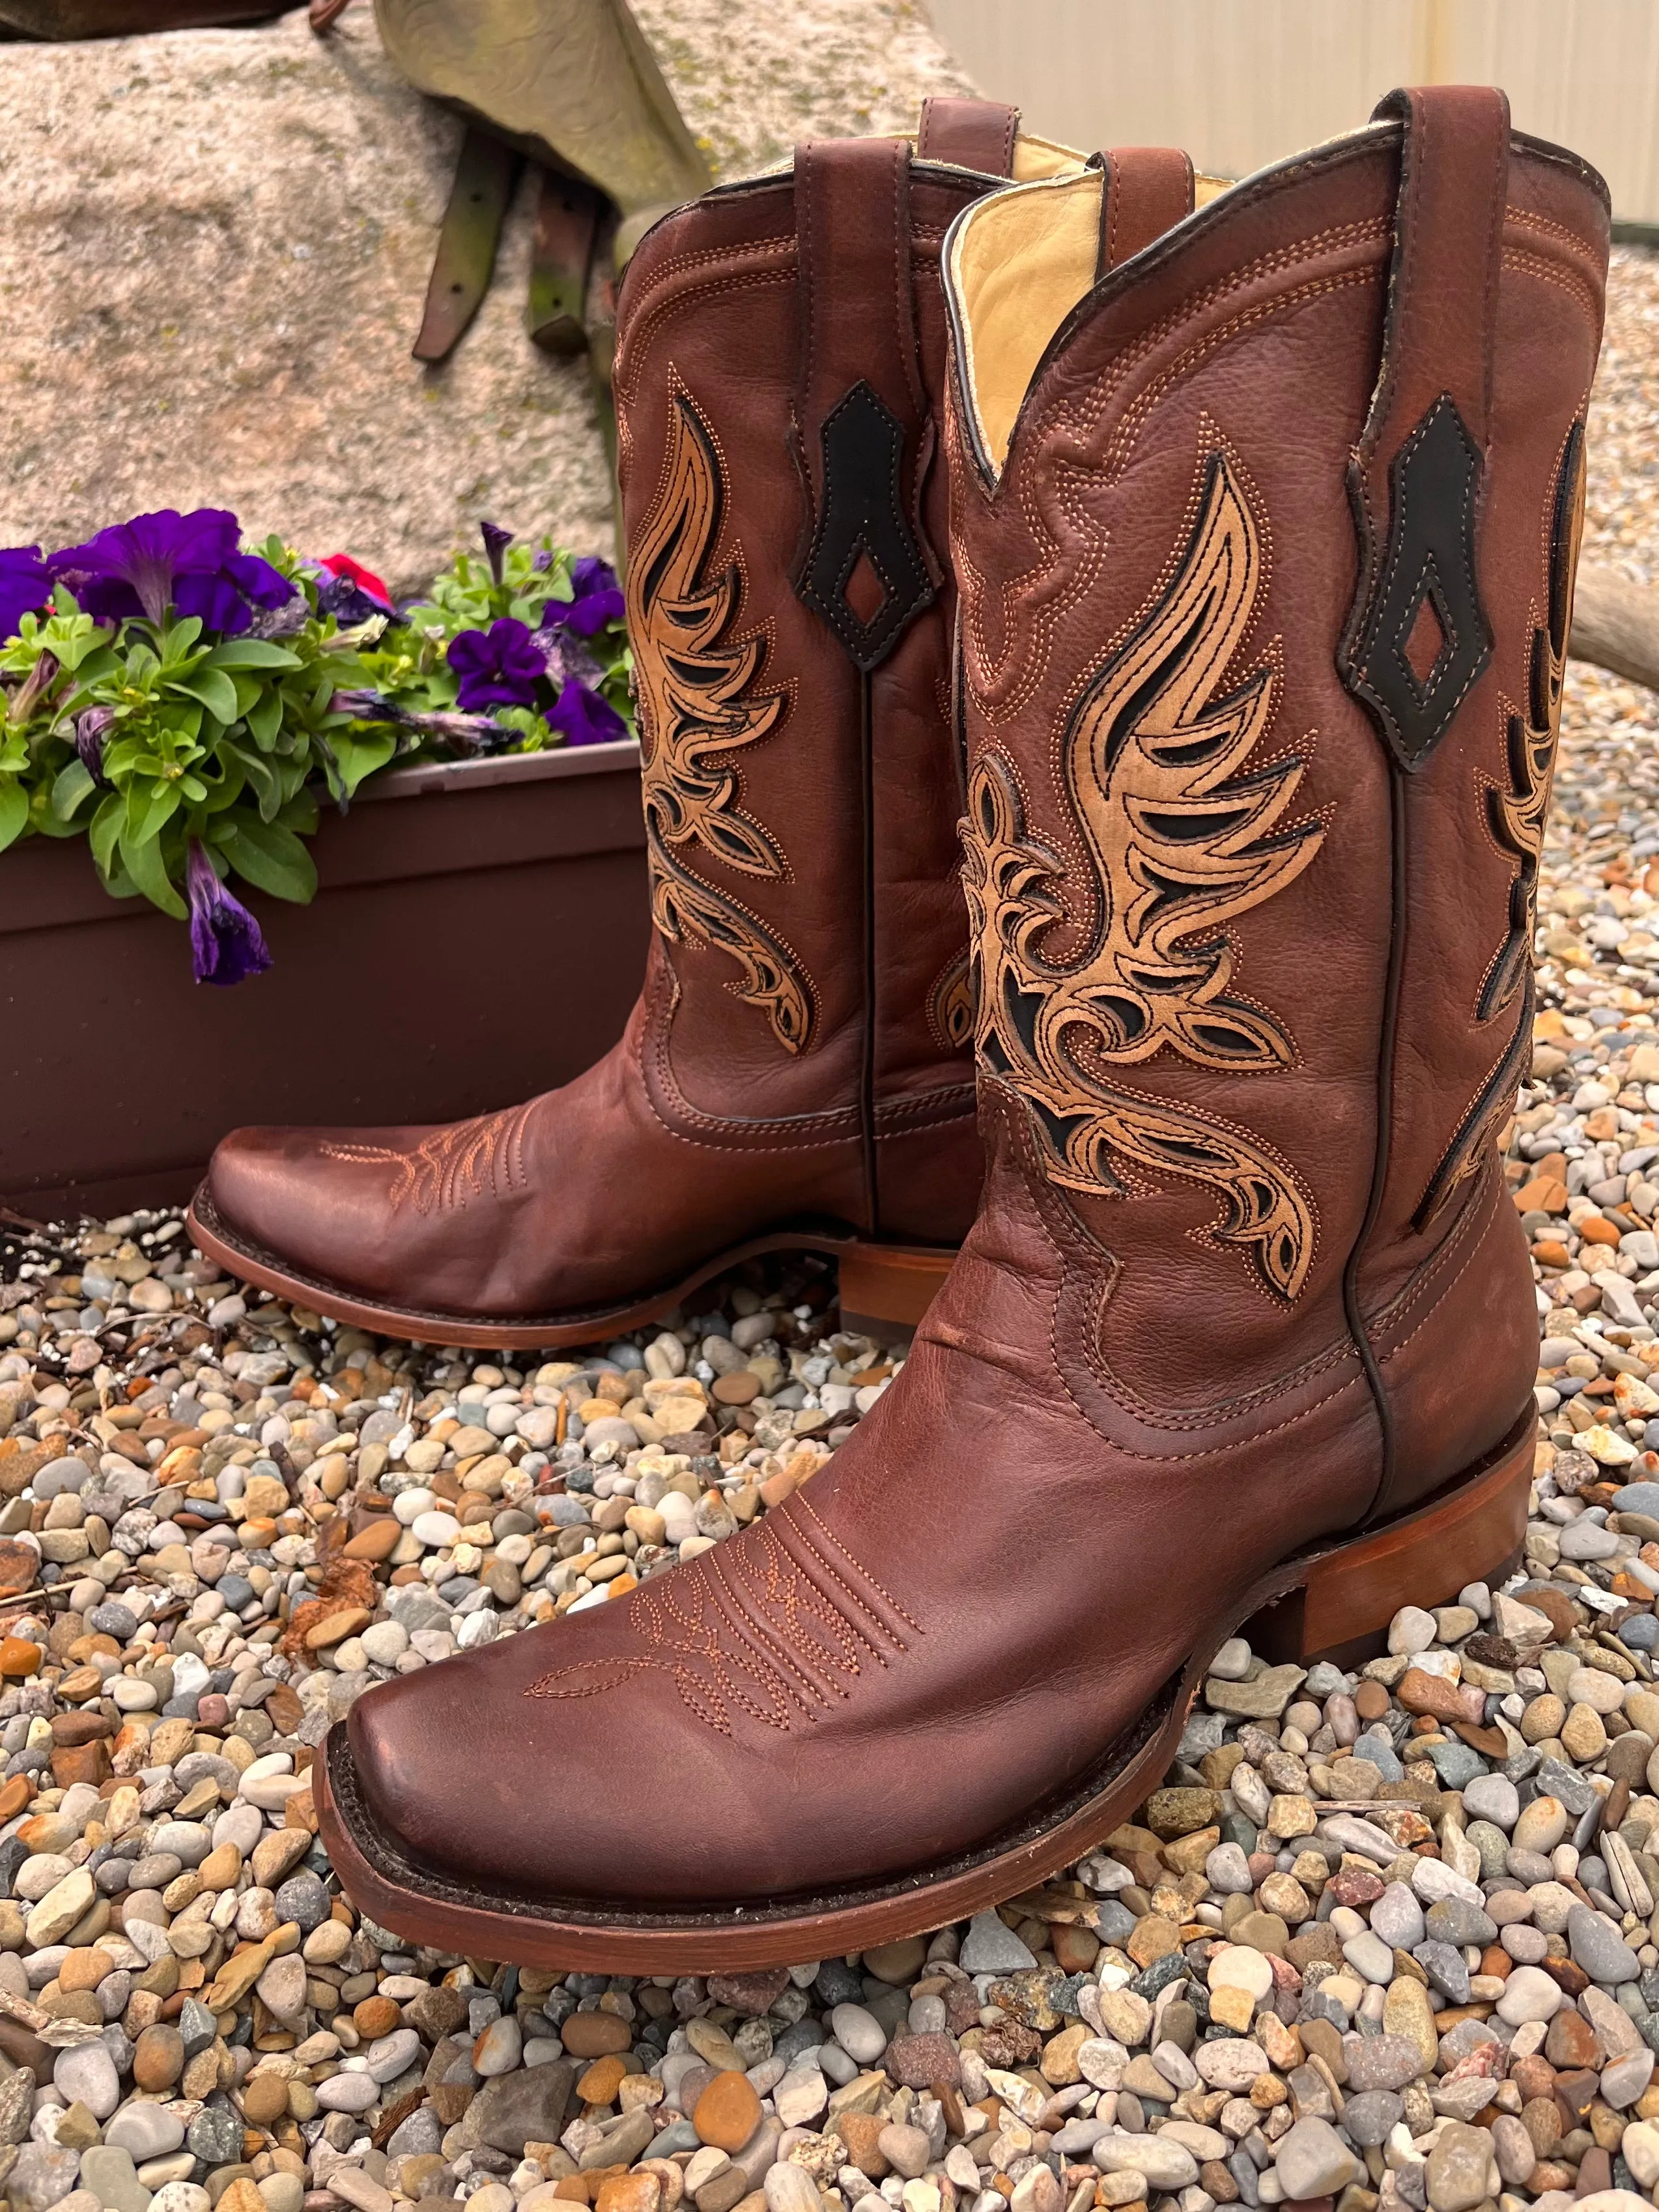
[1570,564,1659,694]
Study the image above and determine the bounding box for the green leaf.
[245,688,283,750]
[276,786,319,837]
[167,667,240,724]
[205,640,304,672]
[219,815,317,903]
[0,781,28,853]
[159,616,204,665]
[50,759,95,822]
[120,823,187,918]
[124,779,180,851]
[330,728,397,796]
[89,793,123,877]
[228,743,280,821]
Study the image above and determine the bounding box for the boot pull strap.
[1339,83,1510,771]
[792,137,938,672]
[1092,147,1196,279]
[916,96,1021,177]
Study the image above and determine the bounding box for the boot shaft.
[941,94,1607,1480]
[612,111,1094,1241]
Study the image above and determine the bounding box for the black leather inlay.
[797,380,935,672]
[1344,394,1492,771]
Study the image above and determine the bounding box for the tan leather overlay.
[629,382,814,1053]
[1415,418,1588,1230]
[927,952,976,1053]
[961,443,1324,1300]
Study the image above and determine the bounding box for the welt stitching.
[634,997,863,1152]
[1501,246,1604,330]
[1377,1165,1505,1361]
[615,269,795,404]
[1028,1123,1367,1465]
[1482,104,1506,444]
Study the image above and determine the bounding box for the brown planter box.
[0,741,649,1220]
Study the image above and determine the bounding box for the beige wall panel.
[929,0,1659,222]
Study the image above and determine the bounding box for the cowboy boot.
[313,89,1608,1969]
[188,100,1092,1350]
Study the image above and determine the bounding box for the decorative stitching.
[317,1101,534,1219]
[525,1508,913,1737]
[1413,1003,1533,1233]
[991,1079,1499,1464]
[960,443,1324,1301]
[957,239,1391,725]
[629,381,816,1053]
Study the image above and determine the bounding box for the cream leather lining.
[948,172,1105,475]
[949,167,1233,474]
[1010,132,1089,182]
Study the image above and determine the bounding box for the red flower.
[318,553,392,604]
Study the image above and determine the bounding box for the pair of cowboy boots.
[195,91,1609,1965]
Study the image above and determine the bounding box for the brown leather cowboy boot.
[315,89,1608,1969]
[188,101,1090,1349]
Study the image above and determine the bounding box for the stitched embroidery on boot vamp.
[629,380,815,1054]
[961,442,1324,1301]
[317,1101,533,1217]
[526,1507,915,1737]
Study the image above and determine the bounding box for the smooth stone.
[52,2048,119,2121]
[959,1912,1038,1972]
[10,2145,83,2212]
[1425,2121,1496,2212]
[1462,1774,1520,1828]
[1094,2136,1198,2191]
[78,2147,151,2212]
[314,2074,379,2114]
[1497,1966,1565,2024]
[1342,1932,1395,1985]
[1343,2036,1426,2093]
[1369,1885,1426,1950]
[1273,2118,1363,2200]
[827,2006,886,2065]
[103,2112,184,2163]
[1569,1904,1641,1985]
[1342,2091,1404,2147]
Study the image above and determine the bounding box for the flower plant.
[0,510,632,982]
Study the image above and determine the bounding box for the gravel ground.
[0,256,1654,2212]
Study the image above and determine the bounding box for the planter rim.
[364,737,641,800]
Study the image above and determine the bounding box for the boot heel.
[1244,1413,1535,1669]
[837,1243,956,1340]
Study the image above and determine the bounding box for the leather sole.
[185,1187,956,1350]
[313,1406,1535,1972]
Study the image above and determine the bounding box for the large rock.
[0,1,971,590]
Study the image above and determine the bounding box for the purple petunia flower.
[47,509,290,635]
[75,705,114,787]
[328,689,507,756]
[546,675,627,748]
[0,547,52,640]
[479,520,514,588]
[186,840,272,987]
[541,554,625,640]
[446,617,545,713]
[313,568,403,630]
